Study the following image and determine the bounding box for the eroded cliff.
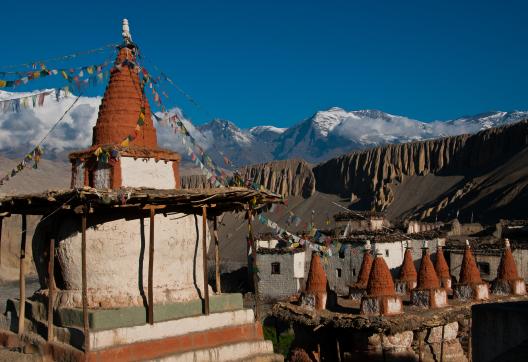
[313,120,528,214]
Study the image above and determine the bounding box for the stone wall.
[472,301,528,362]
[257,252,302,301]
[290,319,468,361]
[305,246,364,296]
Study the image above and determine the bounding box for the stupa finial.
[122,19,133,44]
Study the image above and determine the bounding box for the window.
[385,249,389,257]
[271,262,281,275]
[336,268,342,278]
[352,268,356,277]
[477,262,490,275]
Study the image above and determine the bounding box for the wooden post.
[214,216,221,294]
[148,207,155,324]
[440,324,445,362]
[18,214,27,336]
[47,238,55,342]
[81,208,89,352]
[468,317,472,362]
[202,206,210,315]
[418,330,423,362]
[336,335,342,362]
[0,216,3,266]
[248,208,260,320]
[380,333,387,362]
[143,205,165,325]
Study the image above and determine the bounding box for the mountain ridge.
[1,90,527,165]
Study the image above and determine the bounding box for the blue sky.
[2,0,527,128]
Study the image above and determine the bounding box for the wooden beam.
[214,216,221,294]
[81,207,89,352]
[47,238,55,342]
[0,216,3,266]
[148,207,155,324]
[202,206,210,315]
[142,204,165,325]
[18,214,27,335]
[247,208,260,320]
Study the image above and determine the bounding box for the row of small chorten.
[303,239,526,315]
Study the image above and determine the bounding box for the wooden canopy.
[0,186,283,216]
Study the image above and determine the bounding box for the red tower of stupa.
[395,247,417,294]
[303,252,328,311]
[491,239,526,295]
[348,242,373,300]
[411,247,448,308]
[360,253,402,316]
[69,20,180,190]
[453,241,489,300]
[435,245,452,290]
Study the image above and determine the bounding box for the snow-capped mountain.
[1,90,527,165]
[272,108,528,162]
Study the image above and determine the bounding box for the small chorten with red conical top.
[302,252,328,311]
[395,242,417,294]
[491,239,526,296]
[411,241,448,308]
[453,240,489,301]
[348,240,373,300]
[360,249,403,316]
[435,239,452,291]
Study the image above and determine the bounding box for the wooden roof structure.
[0,186,283,216]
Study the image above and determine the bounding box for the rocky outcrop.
[240,159,316,198]
[313,120,528,212]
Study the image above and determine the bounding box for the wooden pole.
[81,208,89,352]
[214,216,221,294]
[468,317,472,362]
[47,238,55,342]
[148,207,155,325]
[248,208,260,320]
[0,216,3,266]
[336,335,342,362]
[202,206,210,315]
[142,204,165,325]
[440,324,445,362]
[18,214,27,336]
[418,330,423,362]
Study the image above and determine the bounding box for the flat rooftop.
[0,186,283,216]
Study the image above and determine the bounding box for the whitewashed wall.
[121,157,175,189]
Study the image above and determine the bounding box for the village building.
[0,20,283,362]
[256,248,305,302]
[333,211,389,232]
[406,220,444,234]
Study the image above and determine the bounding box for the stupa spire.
[459,240,482,284]
[367,253,396,296]
[303,252,328,310]
[496,239,519,281]
[417,248,440,289]
[91,20,157,148]
[399,247,417,283]
[122,19,133,44]
[435,245,451,285]
[356,248,373,289]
